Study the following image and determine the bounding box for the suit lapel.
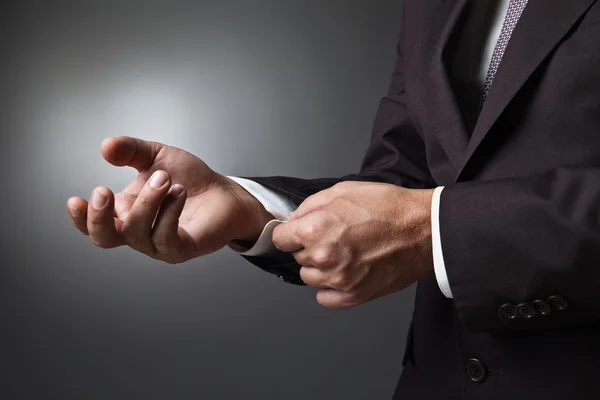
[455,0,597,181]
[422,0,470,171]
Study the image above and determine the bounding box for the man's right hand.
[67,136,274,264]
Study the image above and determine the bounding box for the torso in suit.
[242,0,600,398]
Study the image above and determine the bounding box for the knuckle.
[333,181,351,192]
[313,214,328,229]
[302,193,318,206]
[298,218,325,240]
[298,198,313,211]
[312,247,334,267]
[297,223,316,240]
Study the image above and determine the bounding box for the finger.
[299,266,329,289]
[87,187,125,249]
[151,184,186,259]
[67,197,90,235]
[292,246,337,271]
[316,289,358,309]
[274,210,331,253]
[291,249,312,267]
[271,220,304,253]
[121,170,171,255]
[101,136,162,172]
[290,189,337,220]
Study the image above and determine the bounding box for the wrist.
[419,188,435,273]
[223,176,275,243]
[400,187,435,273]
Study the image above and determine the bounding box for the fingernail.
[68,206,80,217]
[170,184,184,196]
[91,190,108,209]
[150,171,168,189]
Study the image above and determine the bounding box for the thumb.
[100,136,162,172]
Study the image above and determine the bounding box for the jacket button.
[532,299,552,316]
[516,302,535,320]
[466,358,487,383]
[547,295,568,312]
[498,303,517,320]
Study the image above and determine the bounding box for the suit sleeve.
[441,166,600,332]
[240,13,436,284]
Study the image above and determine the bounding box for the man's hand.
[67,136,273,263]
[271,181,435,308]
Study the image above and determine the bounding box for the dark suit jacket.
[242,1,600,398]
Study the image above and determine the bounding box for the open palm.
[67,137,267,263]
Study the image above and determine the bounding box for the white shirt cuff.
[432,186,453,298]
[228,177,453,299]
[226,176,298,256]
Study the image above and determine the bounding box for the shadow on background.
[0,1,414,399]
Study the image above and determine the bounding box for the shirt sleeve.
[226,176,298,256]
[432,186,453,298]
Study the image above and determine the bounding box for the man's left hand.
[272,181,435,309]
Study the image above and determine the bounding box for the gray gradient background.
[1,1,415,398]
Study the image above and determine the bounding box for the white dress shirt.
[228,0,511,299]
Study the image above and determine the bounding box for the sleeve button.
[532,299,552,316]
[498,303,517,320]
[547,295,568,312]
[516,302,535,320]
